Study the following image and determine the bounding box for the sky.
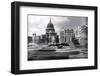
[28,15,88,36]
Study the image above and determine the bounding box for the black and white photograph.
[28,15,88,61]
[11,2,97,74]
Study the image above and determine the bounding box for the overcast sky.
[28,15,88,36]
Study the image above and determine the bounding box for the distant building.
[59,30,65,43]
[60,29,75,43]
[40,34,47,44]
[32,33,36,43]
[32,33,41,44]
[46,18,58,44]
[28,36,32,43]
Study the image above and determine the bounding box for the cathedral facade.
[46,18,58,44]
[32,18,59,44]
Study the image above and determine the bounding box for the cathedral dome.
[46,18,54,30]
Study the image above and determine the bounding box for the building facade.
[28,36,32,43]
[32,33,41,44]
[46,18,58,44]
[60,29,75,43]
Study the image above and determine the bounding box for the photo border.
[11,1,98,74]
